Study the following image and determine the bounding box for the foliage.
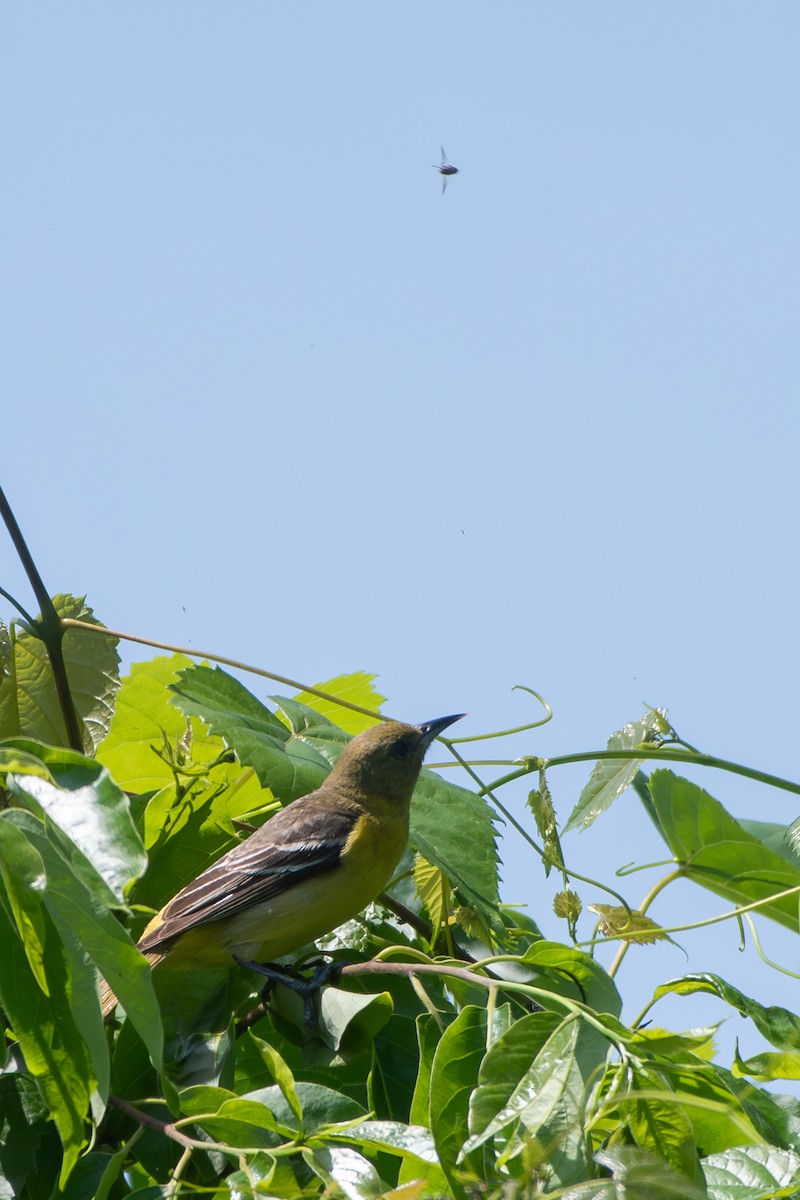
[2,583,800,1197]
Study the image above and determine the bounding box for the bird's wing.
[139,797,358,952]
[440,145,447,163]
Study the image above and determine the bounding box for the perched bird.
[101,714,463,1016]
[435,145,459,194]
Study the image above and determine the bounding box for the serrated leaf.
[565,709,669,832]
[170,665,340,801]
[410,771,502,937]
[292,672,386,734]
[0,596,119,754]
[588,904,671,945]
[97,655,263,811]
[413,855,451,935]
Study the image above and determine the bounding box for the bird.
[100,714,463,1017]
[435,145,459,194]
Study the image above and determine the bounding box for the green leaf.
[518,940,623,1016]
[0,817,48,991]
[291,671,386,734]
[565,709,668,832]
[0,900,92,1184]
[97,655,265,815]
[413,855,451,935]
[647,770,800,932]
[245,1033,303,1127]
[331,1118,438,1164]
[170,665,338,800]
[239,1082,366,1136]
[622,1070,702,1183]
[4,809,163,1074]
[0,595,119,754]
[739,820,800,869]
[0,1073,61,1199]
[464,1016,607,1188]
[734,1046,800,1082]
[654,973,800,1053]
[702,1144,800,1200]
[595,1145,709,1199]
[428,1005,488,1198]
[409,770,502,935]
[468,1011,564,1138]
[3,738,147,904]
[304,1145,390,1199]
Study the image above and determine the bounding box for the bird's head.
[329,714,464,802]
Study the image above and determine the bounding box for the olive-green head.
[328,714,464,803]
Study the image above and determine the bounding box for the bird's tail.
[99,950,164,1018]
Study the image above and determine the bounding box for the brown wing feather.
[139,795,359,953]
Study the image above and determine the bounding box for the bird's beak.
[416,713,465,751]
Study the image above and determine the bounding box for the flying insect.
[435,146,459,194]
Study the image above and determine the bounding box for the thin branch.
[107,1094,198,1151]
[0,486,83,751]
[60,618,388,721]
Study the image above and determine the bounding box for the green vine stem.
[447,685,553,743]
[485,747,800,802]
[60,618,387,721]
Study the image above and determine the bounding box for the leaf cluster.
[1,597,800,1198]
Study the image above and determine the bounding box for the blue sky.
[4,4,800,1075]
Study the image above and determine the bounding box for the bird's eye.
[390,740,412,760]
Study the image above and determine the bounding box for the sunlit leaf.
[565,708,668,832]
[702,1144,800,1200]
[0,596,119,754]
[291,671,386,734]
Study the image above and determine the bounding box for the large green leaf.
[409,770,502,934]
[464,1016,607,1187]
[0,595,119,754]
[654,973,800,1053]
[702,1144,800,1200]
[4,809,163,1074]
[645,771,800,932]
[428,1005,488,1198]
[170,664,339,801]
[593,1146,709,1200]
[97,655,266,812]
[2,738,147,904]
[0,900,93,1185]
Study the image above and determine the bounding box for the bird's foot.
[235,957,342,1026]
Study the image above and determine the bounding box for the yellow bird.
[101,715,462,1015]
